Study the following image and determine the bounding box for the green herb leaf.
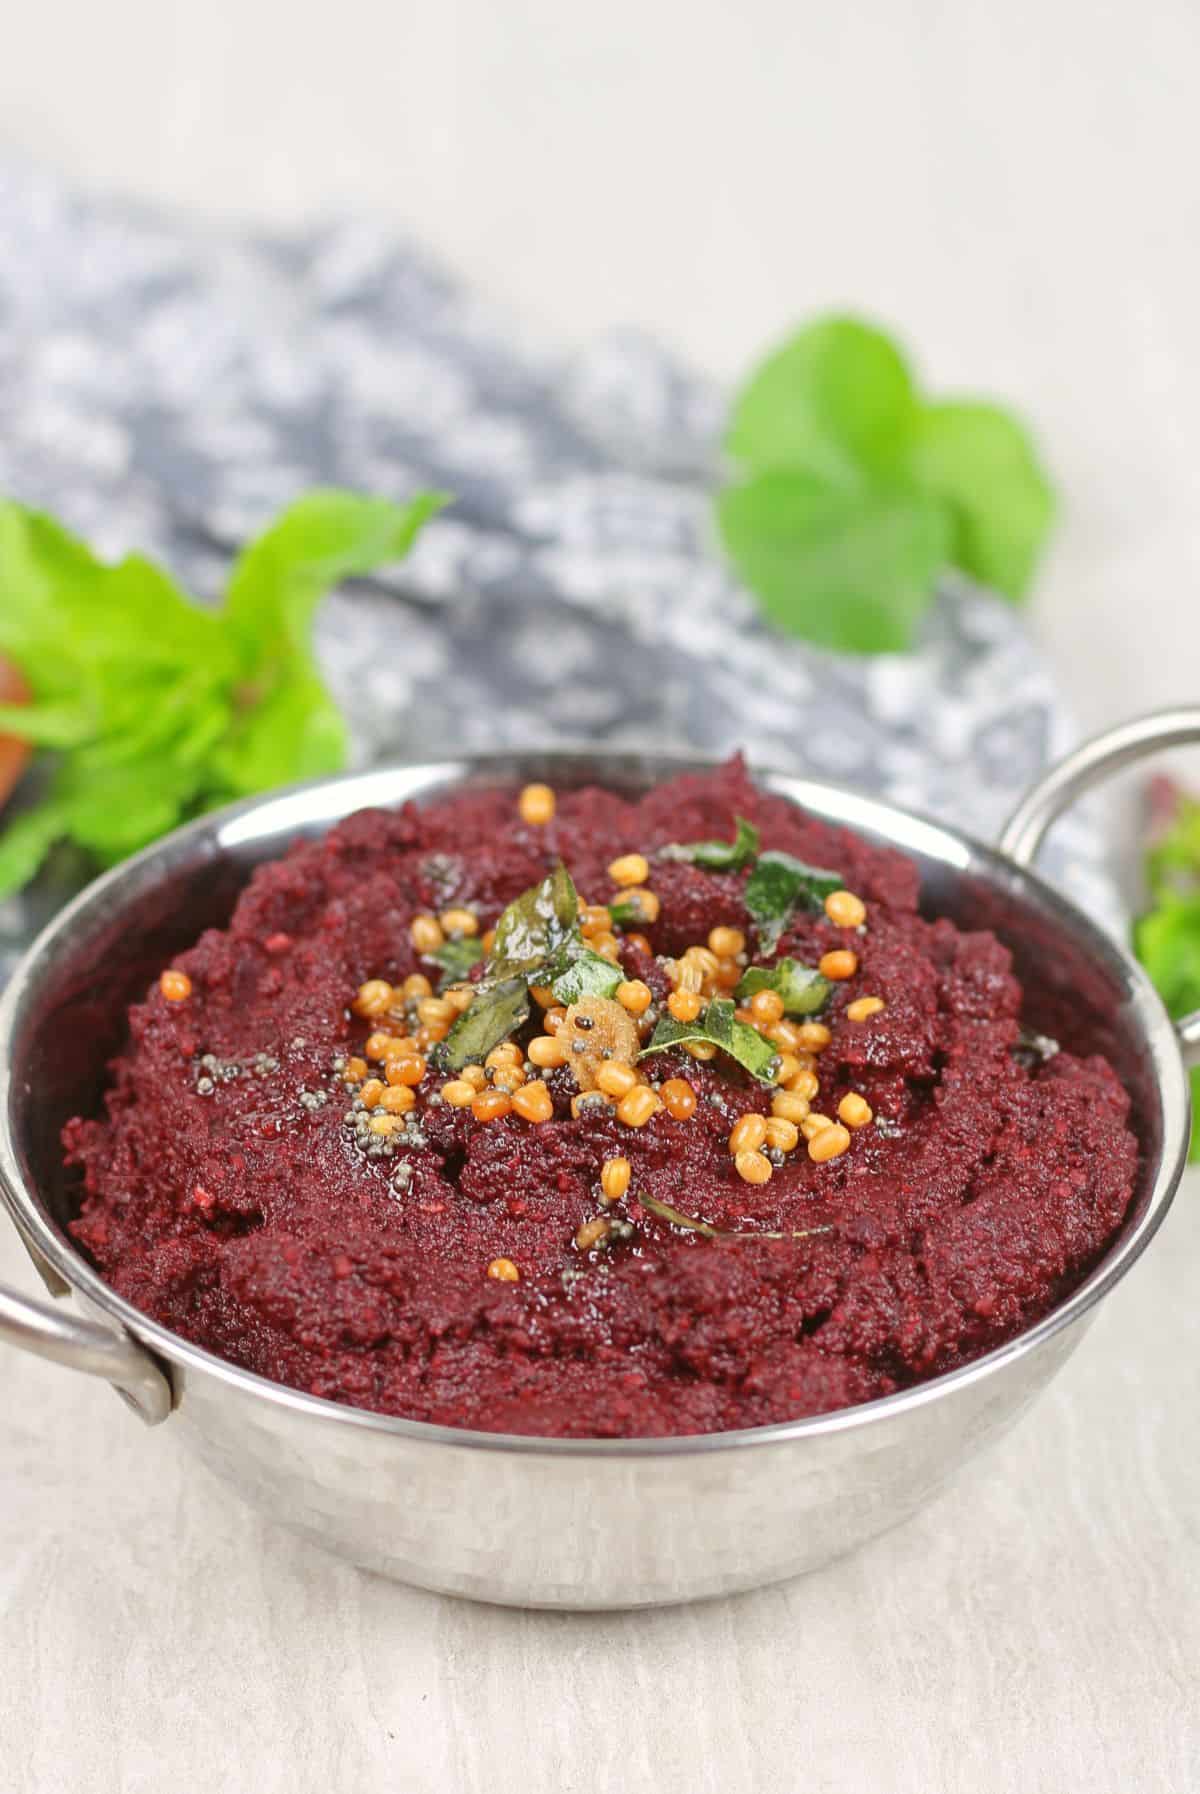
[726,317,918,487]
[433,976,531,1073]
[718,314,1056,653]
[743,851,844,955]
[221,490,450,668]
[735,957,832,1016]
[658,814,760,871]
[0,702,94,747]
[489,863,579,978]
[430,937,485,988]
[906,403,1055,601]
[1145,791,1200,900]
[640,995,780,1084]
[638,1190,833,1243]
[0,491,445,897]
[435,864,594,1067]
[550,948,625,1006]
[1134,786,1200,1162]
[717,473,952,655]
[1135,887,1200,1164]
[0,798,75,893]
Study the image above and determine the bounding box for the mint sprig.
[0,489,448,896]
[717,315,1055,654]
[1135,782,1200,1161]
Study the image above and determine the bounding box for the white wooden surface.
[3,2,1200,1786]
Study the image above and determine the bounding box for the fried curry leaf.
[433,976,531,1072]
[640,995,780,1084]
[658,814,761,872]
[637,1191,832,1242]
[436,863,607,1066]
[429,937,485,988]
[735,957,832,1016]
[489,862,579,977]
[550,948,624,1006]
[744,850,844,954]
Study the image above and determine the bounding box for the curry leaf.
[658,814,761,871]
[489,863,579,977]
[433,976,531,1072]
[435,864,596,1067]
[640,996,780,1084]
[744,851,844,954]
[550,949,624,1006]
[735,957,832,1016]
[430,937,485,988]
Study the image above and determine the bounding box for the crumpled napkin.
[0,158,1117,982]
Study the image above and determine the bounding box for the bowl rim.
[0,746,1190,1458]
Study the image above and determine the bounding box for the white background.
[2,4,1199,1790]
[3,0,1200,731]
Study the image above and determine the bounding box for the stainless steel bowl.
[2,710,1198,1610]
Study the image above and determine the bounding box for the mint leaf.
[223,489,448,667]
[744,851,844,954]
[659,814,760,871]
[211,667,347,798]
[736,957,832,1016]
[718,314,1056,653]
[1135,892,1200,1163]
[907,402,1054,600]
[641,996,780,1084]
[0,799,74,896]
[0,490,444,894]
[215,490,447,798]
[0,702,93,747]
[1134,785,1200,1163]
[717,473,951,654]
[726,317,917,486]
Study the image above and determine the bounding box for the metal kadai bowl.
[2,711,1197,1610]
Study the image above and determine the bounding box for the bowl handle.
[0,1279,173,1424]
[998,706,1200,1067]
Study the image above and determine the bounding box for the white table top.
[4,2,1200,1785]
[4,1191,1198,1793]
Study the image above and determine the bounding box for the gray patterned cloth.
[0,158,1116,979]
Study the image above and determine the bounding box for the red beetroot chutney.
[66,759,1138,1438]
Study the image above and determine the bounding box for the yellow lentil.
[735,1149,772,1186]
[517,784,555,826]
